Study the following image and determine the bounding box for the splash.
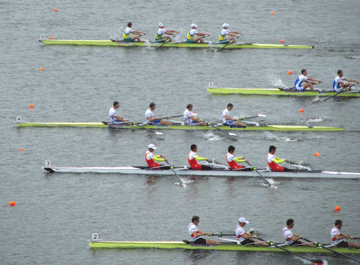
[268,74,286,88]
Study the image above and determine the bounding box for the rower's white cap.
[191,24,197,28]
[148,144,157,150]
[222,23,229,28]
[239,217,249,224]
[159,23,164,27]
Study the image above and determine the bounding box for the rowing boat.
[15,119,344,131]
[206,87,360,97]
[88,240,360,254]
[42,163,360,179]
[39,39,314,49]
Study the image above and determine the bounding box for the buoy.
[50,36,53,39]
[20,148,24,151]
[280,39,285,43]
[334,206,340,212]
[271,12,275,15]
[40,68,44,71]
[10,201,16,207]
[314,152,320,157]
[54,9,58,12]
[29,104,34,108]
[288,70,293,75]
[299,109,304,112]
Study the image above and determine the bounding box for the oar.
[165,161,186,187]
[246,161,278,189]
[240,114,266,120]
[210,124,237,136]
[276,87,295,91]
[155,34,178,50]
[131,122,164,135]
[322,82,358,102]
[162,115,184,119]
[302,238,360,264]
[272,244,323,265]
[216,36,239,52]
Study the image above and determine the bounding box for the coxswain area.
[186,24,210,43]
[123,21,146,42]
[188,144,212,170]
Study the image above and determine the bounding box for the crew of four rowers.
[188,216,360,248]
[123,22,242,44]
[146,144,294,172]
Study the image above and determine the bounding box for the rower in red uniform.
[267,145,294,172]
[188,144,212,170]
[145,144,168,168]
[226,145,253,171]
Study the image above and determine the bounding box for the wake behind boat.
[39,39,314,49]
[42,161,360,179]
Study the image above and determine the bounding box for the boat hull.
[42,166,360,179]
[39,39,314,49]
[207,87,360,97]
[16,122,344,131]
[88,240,360,254]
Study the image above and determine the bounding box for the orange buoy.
[334,206,340,212]
[299,109,304,112]
[20,148,24,151]
[54,8,58,12]
[50,36,53,39]
[280,39,285,43]
[40,68,45,71]
[314,152,320,157]
[10,201,16,207]
[29,104,34,108]
[288,70,293,75]
[271,12,275,15]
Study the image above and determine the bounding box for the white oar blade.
[229,133,237,136]
[312,96,320,103]
[258,114,266,117]
[266,178,278,185]
[155,132,164,135]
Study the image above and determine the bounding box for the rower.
[188,144,212,170]
[183,104,207,126]
[236,217,267,245]
[219,23,242,44]
[267,145,294,172]
[186,24,210,43]
[333,70,359,92]
[294,69,322,91]
[283,219,314,246]
[145,144,170,169]
[155,23,179,42]
[109,101,131,124]
[330,219,360,248]
[222,103,246,127]
[226,145,253,171]
[145,103,171,126]
[188,216,220,245]
[123,22,145,42]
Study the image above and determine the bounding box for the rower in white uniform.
[283,219,314,246]
[219,23,242,44]
[109,101,131,124]
[145,103,171,125]
[123,22,145,42]
[236,217,267,245]
[294,69,322,91]
[188,216,220,245]
[155,23,179,42]
[333,70,359,92]
[222,103,246,127]
[183,104,207,126]
[330,219,360,248]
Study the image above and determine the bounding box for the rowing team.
[294,69,358,92]
[123,21,242,44]
[189,216,360,249]
[146,144,297,172]
[110,102,248,127]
